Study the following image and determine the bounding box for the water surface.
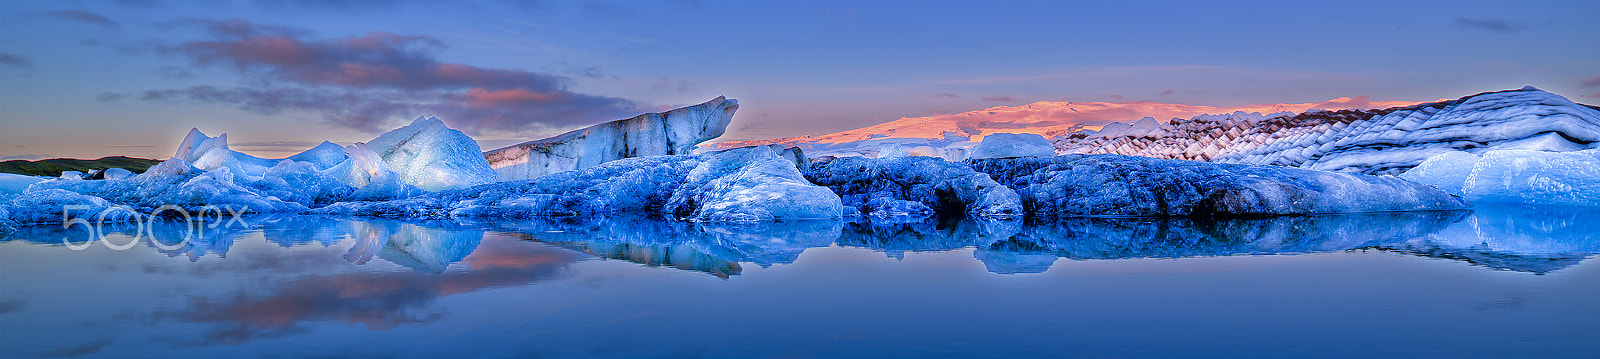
[1,205,1596,358]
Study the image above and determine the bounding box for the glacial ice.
[804,156,1024,219]
[2,118,495,225]
[967,154,1469,218]
[665,145,843,222]
[322,146,842,222]
[365,117,497,192]
[1054,87,1600,175]
[0,174,42,194]
[1401,148,1600,206]
[968,133,1056,159]
[94,168,135,180]
[484,96,739,182]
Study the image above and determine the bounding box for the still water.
[2,205,1597,358]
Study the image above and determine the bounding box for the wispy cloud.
[2,154,55,161]
[935,93,961,99]
[1454,18,1522,33]
[1582,76,1600,87]
[46,10,120,29]
[0,52,32,68]
[142,19,641,135]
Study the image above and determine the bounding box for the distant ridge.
[0,156,161,177]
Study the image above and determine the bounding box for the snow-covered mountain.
[1056,86,1600,175]
[711,96,1429,159]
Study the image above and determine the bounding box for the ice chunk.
[285,141,350,170]
[172,129,276,179]
[1398,151,1482,195]
[0,174,43,194]
[365,117,496,191]
[666,146,842,222]
[969,133,1056,159]
[95,168,135,180]
[324,143,424,201]
[1402,148,1600,206]
[3,188,134,224]
[805,156,1024,219]
[328,146,840,222]
[29,158,308,214]
[485,96,739,181]
[968,154,1468,217]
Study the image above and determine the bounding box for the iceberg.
[968,154,1469,218]
[364,117,496,192]
[1401,148,1600,206]
[3,117,494,222]
[0,173,42,195]
[484,96,739,182]
[968,133,1056,159]
[322,146,842,222]
[664,146,843,222]
[804,156,1023,219]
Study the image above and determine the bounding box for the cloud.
[1583,76,1600,87]
[46,10,119,29]
[249,0,410,13]
[980,96,1018,102]
[95,93,125,102]
[1,154,55,161]
[1454,18,1522,33]
[0,52,33,68]
[935,93,961,99]
[1159,89,1174,96]
[114,0,164,7]
[581,1,636,18]
[0,299,23,314]
[37,338,113,358]
[145,19,641,134]
[649,78,693,93]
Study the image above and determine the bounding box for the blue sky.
[1,0,1597,159]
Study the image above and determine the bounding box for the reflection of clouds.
[0,299,24,314]
[155,233,584,347]
[36,337,113,358]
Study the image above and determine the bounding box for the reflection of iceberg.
[362,221,483,274]
[490,216,839,277]
[1377,205,1600,274]
[0,216,259,260]
[960,209,1598,274]
[258,215,346,247]
[836,216,1016,260]
[547,240,742,278]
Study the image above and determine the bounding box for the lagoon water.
[2,205,1597,358]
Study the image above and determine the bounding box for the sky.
[1,0,1597,160]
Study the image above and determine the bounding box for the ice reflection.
[1,206,1595,278]
[485,216,842,278]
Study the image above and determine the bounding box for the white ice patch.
[1402,148,1600,206]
